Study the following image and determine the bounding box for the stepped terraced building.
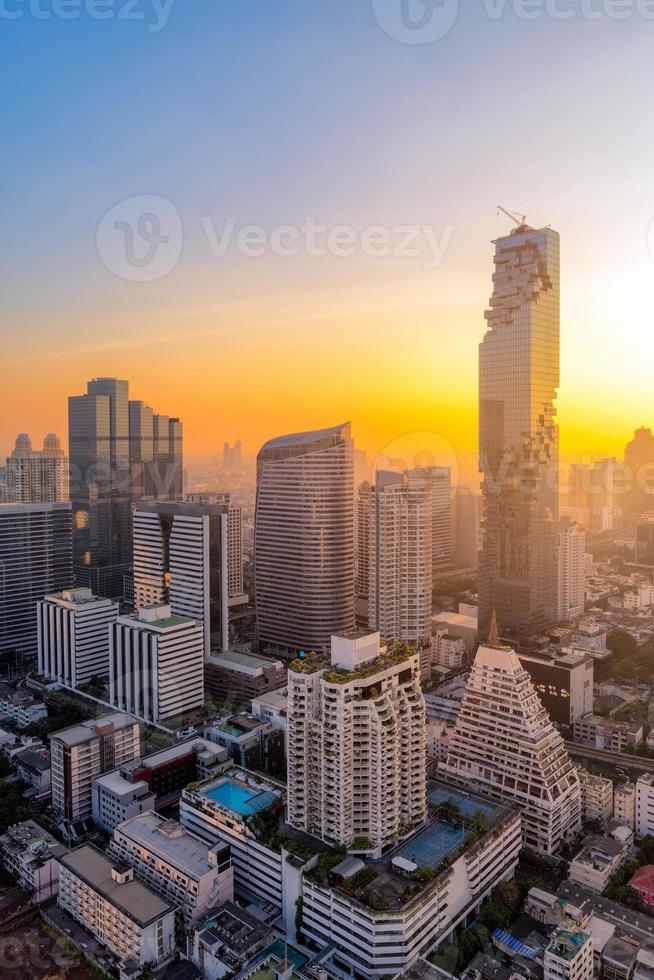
[441,639,581,854]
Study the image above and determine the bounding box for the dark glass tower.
[479,223,560,641]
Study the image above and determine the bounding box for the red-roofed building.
[629,865,654,907]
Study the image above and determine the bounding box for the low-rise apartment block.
[58,844,177,967]
[543,927,593,980]
[614,782,636,830]
[569,834,626,892]
[109,811,233,924]
[92,737,229,833]
[13,745,51,797]
[1,695,47,728]
[91,769,155,834]
[0,820,65,902]
[579,770,614,825]
[572,715,643,752]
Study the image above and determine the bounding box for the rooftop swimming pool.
[202,778,278,816]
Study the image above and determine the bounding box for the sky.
[2,0,654,481]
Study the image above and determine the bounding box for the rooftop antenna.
[497,205,527,229]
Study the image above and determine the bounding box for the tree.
[608,629,638,659]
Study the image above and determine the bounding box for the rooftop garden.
[322,643,416,685]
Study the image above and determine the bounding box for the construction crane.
[497,205,528,229]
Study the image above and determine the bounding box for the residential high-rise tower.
[357,470,432,649]
[287,632,426,856]
[6,433,68,503]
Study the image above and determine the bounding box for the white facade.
[558,518,586,622]
[636,774,654,838]
[614,782,636,830]
[0,820,64,901]
[37,588,118,688]
[361,471,432,650]
[50,713,141,825]
[109,605,204,724]
[58,844,177,967]
[302,810,522,979]
[5,433,68,503]
[110,812,233,923]
[133,502,231,656]
[433,630,466,670]
[543,928,593,980]
[287,632,426,855]
[91,770,155,833]
[442,643,581,854]
[180,772,289,911]
[578,770,613,825]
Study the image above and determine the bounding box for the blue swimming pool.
[397,820,466,868]
[203,779,278,816]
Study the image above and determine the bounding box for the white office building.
[558,518,586,622]
[109,605,204,725]
[287,631,426,856]
[37,588,118,689]
[110,811,233,923]
[50,713,141,827]
[133,500,235,657]
[441,641,581,854]
[58,844,177,967]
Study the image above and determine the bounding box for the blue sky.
[2,1,654,462]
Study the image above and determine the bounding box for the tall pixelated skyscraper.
[479,221,560,640]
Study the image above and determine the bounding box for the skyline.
[3,4,654,467]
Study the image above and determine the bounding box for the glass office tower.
[479,224,560,641]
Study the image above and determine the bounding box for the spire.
[488,609,500,647]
